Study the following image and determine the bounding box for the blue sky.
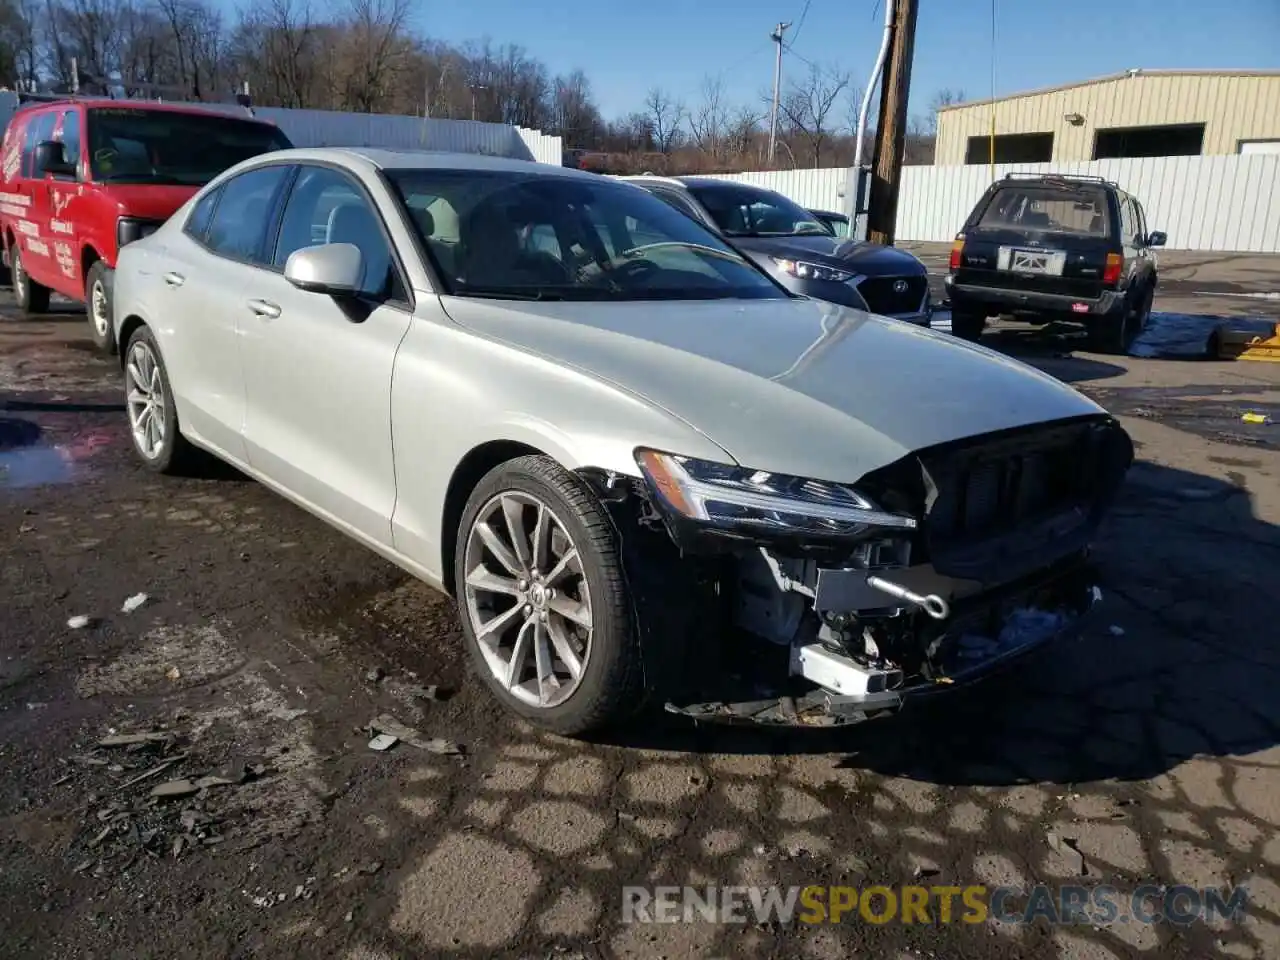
[388,0,1280,122]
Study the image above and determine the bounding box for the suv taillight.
[949,236,965,271]
[1102,252,1123,287]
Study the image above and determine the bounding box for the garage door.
[1239,140,1280,155]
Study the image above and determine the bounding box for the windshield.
[87,108,292,185]
[386,169,789,303]
[977,184,1111,237]
[684,183,829,238]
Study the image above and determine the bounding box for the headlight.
[117,218,162,248]
[635,449,916,538]
[772,258,856,283]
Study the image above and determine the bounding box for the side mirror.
[284,243,363,296]
[1147,231,1167,248]
[34,140,74,177]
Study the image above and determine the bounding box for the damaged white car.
[112,148,1134,735]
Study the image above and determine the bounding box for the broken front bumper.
[665,559,1101,728]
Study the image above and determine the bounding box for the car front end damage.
[580,413,1133,727]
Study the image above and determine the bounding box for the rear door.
[957,181,1116,300]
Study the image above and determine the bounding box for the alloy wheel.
[90,279,110,337]
[462,491,593,708]
[125,340,167,459]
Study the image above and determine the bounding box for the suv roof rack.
[1002,171,1118,188]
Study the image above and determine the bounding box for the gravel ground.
[2,258,1279,960]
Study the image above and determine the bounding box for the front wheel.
[86,262,117,355]
[454,455,642,736]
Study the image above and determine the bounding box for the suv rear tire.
[1087,285,1150,355]
[11,245,50,315]
[950,310,985,342]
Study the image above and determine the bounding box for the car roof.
[12,97,279,124]
[253,147,614,182]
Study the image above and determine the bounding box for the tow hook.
[865,575,950,620]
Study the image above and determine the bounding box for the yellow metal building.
[934,69,1280,166]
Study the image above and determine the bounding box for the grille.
[923,420,1130,550]
[857,275,928,315]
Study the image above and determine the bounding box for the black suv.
[619,175,932,325]
[944,173,1166,353]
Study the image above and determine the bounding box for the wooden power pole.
[866,0,919,246]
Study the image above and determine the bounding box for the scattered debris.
[912,865,941,881]
[165,666,181,681]
[150,779,199,800]
[67,615,93,630]
[120,593,149,614]
[407,684,448,702]
[1242,412,1271,425]
[365,667,385,683]
[368,734,398,752]
[98,732,170,748]
[368,714,464,755]
[1108,625,1126,637]
[119,756,186,789]
[52,774,72,786]
[26,701,47,710]
[359,861,382,875]
[1047,832,1089,876]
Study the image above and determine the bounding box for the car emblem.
[892,280,908,293]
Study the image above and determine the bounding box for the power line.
[790,0,814,46]
[782,42,818,71]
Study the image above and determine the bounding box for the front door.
[239,163,413,546]
[17,110,58,289]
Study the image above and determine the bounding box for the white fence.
[701,155,1280,253]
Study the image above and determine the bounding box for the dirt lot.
[2,254,1279,960]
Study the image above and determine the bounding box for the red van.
[0,98,292,353]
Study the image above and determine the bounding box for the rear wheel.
[86,262,117,355]
[455,455,642,736]
[124,325,198,474]
[950,310,986,342]
[12,245,50,315]
[1086,286,1149,355]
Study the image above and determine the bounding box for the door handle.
[162,272,185,287]
[247,298,282,319]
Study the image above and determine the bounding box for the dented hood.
[441,296,1105,483]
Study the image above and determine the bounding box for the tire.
[123,324,199,475]
[11,244,50,315]
[1086,287,1147,355]
[950,310,985,342]
[454,455,642,736]
[86,261,117,355]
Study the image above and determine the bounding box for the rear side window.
[205,165,291,264]
[977,184,1110,237]
[185,188,221,242]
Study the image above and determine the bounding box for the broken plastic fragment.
[368,734,398,752]
[67,615,91,629]
[121,593,149,614]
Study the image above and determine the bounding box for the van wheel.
[12,245,50,315]
[455,455,642,736]
[86,262,117,355]
[950,310,985,342]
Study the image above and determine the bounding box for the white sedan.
[112,148,1132,736]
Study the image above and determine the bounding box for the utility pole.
[866,0,918,246]
[767,21,791,165]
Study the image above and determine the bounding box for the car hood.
[440,296,1104,483]
[732,235,926,275]
[102,184,201,221]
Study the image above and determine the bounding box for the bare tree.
[779,63,849,167]
[926,87,965,135]
[643,86,683,154]
[687,75,730,162]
